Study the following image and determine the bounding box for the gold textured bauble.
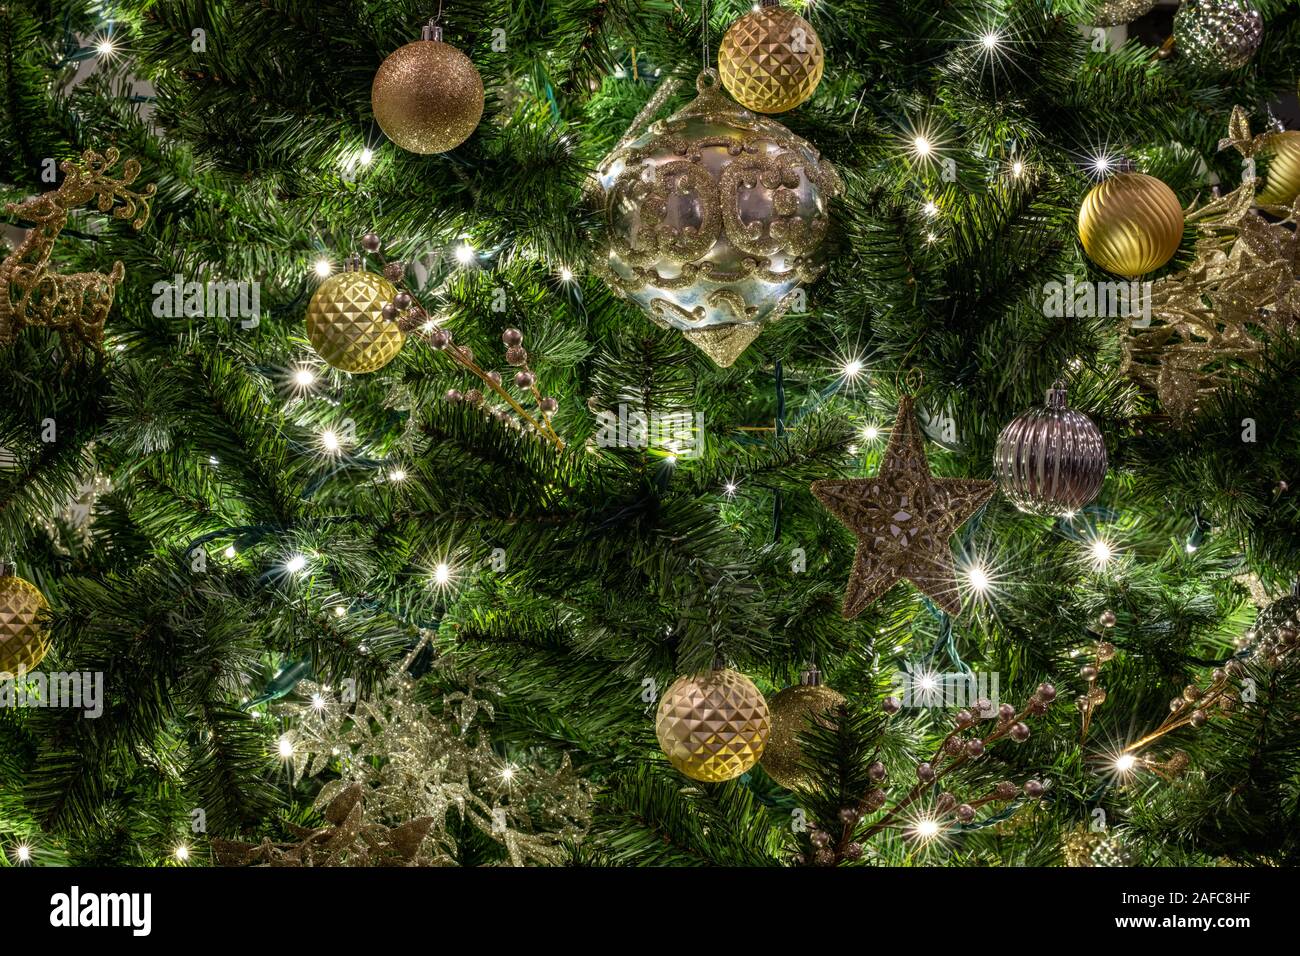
[0,574,51,675]
[760,683,845,789]
[718,1,824,114]
[1256,131,1300,207]
[371,36,484,154]
[655,669,770,782]
[1078,172,1184,278]
[1090,0,1157,26]
[305,270,403,373]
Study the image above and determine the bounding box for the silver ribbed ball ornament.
[593,70,840,367]
[994,383,1107,516]
[1174,0,1263,72]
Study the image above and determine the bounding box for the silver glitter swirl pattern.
[994,387,1107,517]
[1090,0,1156,26]
[1174,0,1263,72]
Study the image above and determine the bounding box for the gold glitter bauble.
[655,669,770,782]
[718,1,824,114]
[371,35,484,155]
[761,682,845,789]
[1256,131,1300,207]
[1090,0,1157,26]
[0,574,51,676]
[1078,172,1184,278]
[305,270,403,373]
[594,70,840,366]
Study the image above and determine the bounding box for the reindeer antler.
[57,147,157,229]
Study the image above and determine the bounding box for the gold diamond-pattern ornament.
[719,0,824,114]
[655,669,770,782]
[761,669,844,790]
[305,263,403,374]
[0,572,51,676]
[811,395,995,618]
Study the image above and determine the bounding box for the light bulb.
[285,554,308,574]
[314,258,332,278]
[913,136,932,157]
[433,563,452,586]
[455,243,476,265]
[359,148,374,166]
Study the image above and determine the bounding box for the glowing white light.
[359,148,374,166]
[15,844,31,863]
[1115,753,1137,773]
[922,200,939,217]
[455,243,476,265]
[96,37,116,57]
[320,430,341,453]
[723,482,738,496]
[501,765,516,782]
[863,425,880,442]
[174,845,190,861]
[389,468,407,483]
[314,258,332,278]
[208,456,220,466]
[311,692,327,711]
[224,545,237,559]
[1091,155,1114,176]
[981,31,1001,50]
[333,606,346,617]
[665,454,678,465]
[1185,542,1197,553]
[843,359,864,379]
[433,562,452,586]
[967,564,991,592]
[559,266,574,282]
[293,368,315,388]
[278,736,295,758]
[1011,160,1025,177]
[285,554,308,574]
[912,818,941,842]
[913,136,932,157]
[917,672,939,694]
[1089,538,1113,566]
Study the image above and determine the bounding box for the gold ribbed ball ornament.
[718,0,824,114]
[655,668,770,782]
[0,572,51,676]
[1078,172,1184,278]
[305,262,403,373]
[1256,131,1300,207]
[371,22,484,155]
[761,670,844,790]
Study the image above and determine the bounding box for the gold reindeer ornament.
[0,148,156,358]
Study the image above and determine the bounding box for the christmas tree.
[1,0,1298,874]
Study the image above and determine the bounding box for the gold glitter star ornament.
[655,669,770,782]
[811,396,995,618]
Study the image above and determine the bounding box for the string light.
[277,735,295,758]
[922,200,939,217]
[981,30,1002,50]
[558,266,574,283]
[332,605,346,617]
[311,692,328,711]
[433,562,453,588]
[313,258,332,278]
[173,844,190,862]
[359,148,374,166]
[863,424,881,442]
[292,367,316,389]
[224,545,237,559]
[723,481,738,497]
[1115,753,1137,773]
[389,468,407,482]
[1010,159,1025,177]
[455,242,476,265]
[967,563,991,593]
[285,553,308,574]
[14,843,31,863]
[319,429,343,455]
